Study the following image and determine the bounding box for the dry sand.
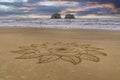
[0,27,120,80]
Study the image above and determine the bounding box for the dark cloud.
[52,0,120,8]
[0,0,119,17]
[87,0,120,8]
[27,0,36,2]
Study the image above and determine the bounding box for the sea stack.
[51,13,61,19]
[65,14,75,19]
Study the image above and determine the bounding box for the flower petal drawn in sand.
[77,53,100,62]
[11,42,107,65]
[38,55,60,64]
[61,56,81,65]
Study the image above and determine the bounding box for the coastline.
[0,26,120,31]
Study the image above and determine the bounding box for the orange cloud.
[23,3,37,7]
[60,3,118,14]
[23,9,31,13]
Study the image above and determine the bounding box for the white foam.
[0,18,120,30]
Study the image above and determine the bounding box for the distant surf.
[0,18,120,30]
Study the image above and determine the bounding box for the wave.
[0,18,120,30]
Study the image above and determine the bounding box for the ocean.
[0,18,120,30]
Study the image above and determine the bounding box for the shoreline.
[0,27,120,42]
[0,26,120,31]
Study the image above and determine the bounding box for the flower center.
[57,48,67,51]
[48,46,80,56]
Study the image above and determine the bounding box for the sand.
[0,27,120,80]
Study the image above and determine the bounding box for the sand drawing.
[11,42,107,65]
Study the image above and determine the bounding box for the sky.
[0,0,120,18]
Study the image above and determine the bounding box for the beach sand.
[0,27,120,80]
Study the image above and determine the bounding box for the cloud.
[0,5,14,11]
[38,1,79,7]
[0,0,28,3]
[60,3,119,15]
[23,3,37,7]
[0,0,119,17]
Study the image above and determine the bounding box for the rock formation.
[51,13,61,19]
[65,14,75,19]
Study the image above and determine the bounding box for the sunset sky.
[0,0,120,18]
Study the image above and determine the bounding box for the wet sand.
[0,27,120,80]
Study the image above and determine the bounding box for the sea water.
[0,18,120,30]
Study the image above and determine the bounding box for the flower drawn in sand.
[11,42,107,65]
